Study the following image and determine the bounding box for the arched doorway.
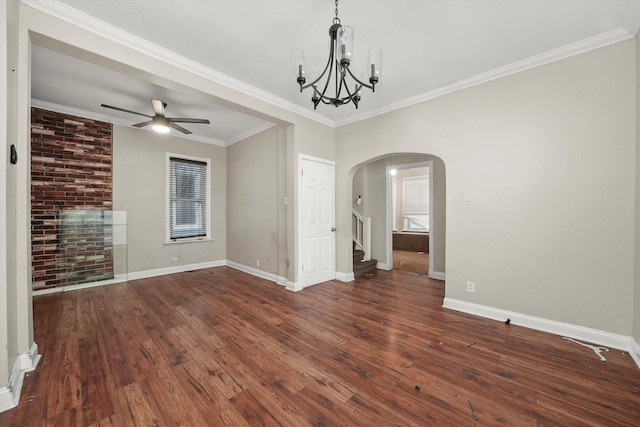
[350,153,446,280]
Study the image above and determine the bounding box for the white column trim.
[0,343,41,413]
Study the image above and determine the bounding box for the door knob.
[331,227,336,232]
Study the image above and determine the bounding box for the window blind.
[169,157,207,240]
[403,177,428,214]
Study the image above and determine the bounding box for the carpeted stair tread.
[354,258,377,278]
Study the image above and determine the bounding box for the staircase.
[352,210,377,278]
[353,241,377,278]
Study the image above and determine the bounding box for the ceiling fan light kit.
[151,116,171,133]
[293,0,381,109]
[101,99,210,134]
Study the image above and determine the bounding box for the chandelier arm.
[335,65,347,99]
[344,66,375,90]
[314,85,361,105]
[337,60,346,98]
[317,54,336,100]
[314,90,348,104]
[301,35,336,91]
[339,80,359,107]
[300,60,332,92]
[341,80,356,100]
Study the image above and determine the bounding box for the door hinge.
[301,169,304,176]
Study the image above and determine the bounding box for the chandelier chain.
[333,0,340,24]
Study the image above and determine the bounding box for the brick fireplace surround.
[31,108,114,291]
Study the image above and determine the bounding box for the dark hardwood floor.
[1,267,639,426]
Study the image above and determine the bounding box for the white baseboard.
[631,339,640,369]
[32,260,288,296]
[33,274,129,296]
[126,260,226,281]
[443,298,639,368]
[225,261,287,285]
[336,271,355,282]
[376,262,391,271]
[285,281,302,292]
[0,343,41,413]
[429,271,446,280]
[284,280,323,292]
[33,261,228,296]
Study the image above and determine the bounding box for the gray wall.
[227,125,287,278]
[113,125,227,273]
[336,40,636,336]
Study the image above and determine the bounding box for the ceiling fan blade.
[169,122,192,134]
[101,104,152,118]
[132,120,153,128]
[151,99,166,116]
[168,118,211,124]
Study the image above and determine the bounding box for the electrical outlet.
[256,259,260,268]
[171,256,179,262]
[466,281,476,293]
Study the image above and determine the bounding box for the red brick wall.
[31,108,114,290]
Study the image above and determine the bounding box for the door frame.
[296,153,336,291]
[385,161,433,275]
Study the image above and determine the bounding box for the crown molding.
[21,0,335,129]
[623,0,640,35]
[31,99,230,146]
[335,27,633,127]
[22,1,637,131]
[225,122,277,146]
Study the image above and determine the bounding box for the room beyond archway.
[388,161,431,275]
[350,153,446,281]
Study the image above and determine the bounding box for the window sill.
[164,238,213,245]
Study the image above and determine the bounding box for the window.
[167,155,210,242]
[402,175,429,232]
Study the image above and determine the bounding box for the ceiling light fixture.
[293,0,381,109]
[151,116,171,133]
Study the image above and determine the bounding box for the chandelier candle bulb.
[367,47,382,85]
[338,25,354,66]
[292,49,307,88]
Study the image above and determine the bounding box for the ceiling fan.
[100,99,210,135]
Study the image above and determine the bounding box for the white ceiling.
[25,0,640,145]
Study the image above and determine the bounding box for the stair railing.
[352,209,371,261]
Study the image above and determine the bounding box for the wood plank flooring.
[1,267,639,426]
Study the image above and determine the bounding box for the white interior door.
[299,155,335,288]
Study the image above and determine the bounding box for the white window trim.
[165,153,212,244]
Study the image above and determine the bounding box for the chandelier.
[292,0,381,109]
